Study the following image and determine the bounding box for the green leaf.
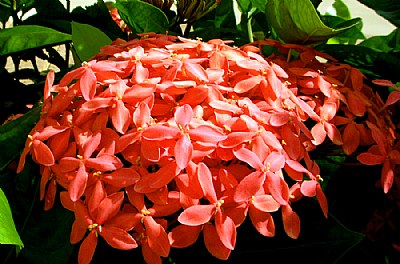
[250,0,268,12]
[0,106,40,172]
[332,0,351,20]
[0,3,12,24]
[317,44,400,82]
[266,0,361,44]
[0,188,24,250]
[0,0,12,8]
[357,0,400,28]
[0,157,74,264]
[21,0,69,31]
[359,28,400,53]
[214,0,236,29]
[18,199,74,264]
[33,0,67,18]
[169,199,365,263]
[236,0,267,13]
[71,21,112,62]
[0,25,71,56]
[323,15,365,45]
[16,0,35,14]
[70,0,126,40]
[236,0,252,13]
[310,0,323,9]
[114,0,169,34]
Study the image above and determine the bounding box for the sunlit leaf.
[72,21,112,62]
[332,0,351,20]
[0,188,23,250]
[266,0,361,44]
[114,0,169,34]
[322,15,365,45]
[0,25,71,56]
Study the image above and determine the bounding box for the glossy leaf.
[0,25,71,56]
[72,21,112,62]
[0,106,40,171]
[266,0,361,44]
[359,28,400,53]
[0,188,23,249]
[114,0,169,34]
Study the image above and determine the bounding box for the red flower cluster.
[17,34,399,263]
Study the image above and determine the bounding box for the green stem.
[183,22,192,38]
[240,13,253,44]
[247,15,253,43]
[65,0,71,69]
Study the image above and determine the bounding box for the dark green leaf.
[236,0,267,13]
[317,44,400,82]
[190,27,241,43]
[17,200,74,264]
[236,0,252,13]
[357,0,400,28]
[0,157,75,264]
[0,106,40,171]
[0,0,12,8]
[0,188,24,249]
[250,0,268,12]
[191,0,240,42]
[169,199,365,264]
[252,11,271,40]
[316,156,347,190]
[0,25,71,56]
[0,4,12,24]
[266,0,361,44]
[359,28,400,53]
[33,0,67,18]
[72,21,112,62]
[322,15,365,44]
[21,0,69,30]
[114,0,169,34]
[310,0,323,9]
[70,0,126,40]
[214,0,236,29]
[16,0,35,14]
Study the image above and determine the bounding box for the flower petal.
[282,205,300,239]
[175,135,193,170]
[78,230,98,264]
[178,204,215,226]
[100,226,137,250]
[168,225,202,248]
